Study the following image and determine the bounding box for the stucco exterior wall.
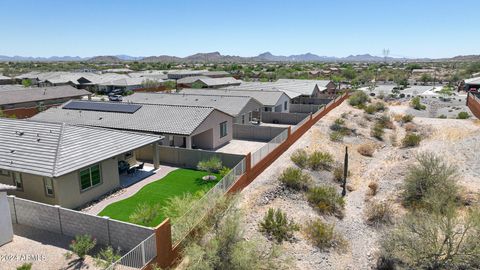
[0,171,57,205]
[191,110,233,149]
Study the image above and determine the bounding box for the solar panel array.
[63,101,142,114]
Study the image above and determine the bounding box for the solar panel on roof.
[63,101,142,114]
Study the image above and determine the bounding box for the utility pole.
[382,48,390,64]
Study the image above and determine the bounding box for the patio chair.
[133,162,145,175]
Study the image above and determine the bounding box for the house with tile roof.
[31,100,234,151]
[0,118,162,208]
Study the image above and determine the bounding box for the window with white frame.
[44,177,54,197]
[79,164,101,191]
[13,172,23,191]
[0,169,9,176]
[220,121,228,138]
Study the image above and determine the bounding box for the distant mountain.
[0,52,479,63]
[86,55,123,63]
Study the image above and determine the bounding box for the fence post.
[154,219,174,268]
[104,216,111,245]
[9,195,18,224]
[55,205,63,235]
[141,241,146,265]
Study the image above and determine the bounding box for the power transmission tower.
[382,49,390,63]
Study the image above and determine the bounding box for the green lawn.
[98,169,219,227]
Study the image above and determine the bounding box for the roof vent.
[10,149,15,153]
[15,131,24,136]
[99,117,103,120]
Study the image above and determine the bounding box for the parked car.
[108,94,123,101]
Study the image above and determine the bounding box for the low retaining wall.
[8,196,153,251]
[292,97,333,105]
[143,92,350,269]
[233,124,286,142]
[467,93,480,119]
[261,111,309,125]
[158,146,244,168]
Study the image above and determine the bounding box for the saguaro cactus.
[342,146,348,197]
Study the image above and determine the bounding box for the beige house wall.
[191,110,233,149]
[0,171,57,205]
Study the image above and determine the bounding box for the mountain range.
[0,52,476,63]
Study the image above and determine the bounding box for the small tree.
[259,208,299,243]
[129,203,160,226]
[410,96,426,110]
[197,156,223,180]
[21,78,32,88]
[69,234,97,259]
[94,246,122,269]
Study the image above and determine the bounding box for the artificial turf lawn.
[98,168,219,227]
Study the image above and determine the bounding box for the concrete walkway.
[85,164,177,215]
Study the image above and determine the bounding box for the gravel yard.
[236,98,480,269]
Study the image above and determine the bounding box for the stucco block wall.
[158,146,244,169]
[8,196,154,251]
[261,111,310,125]
[233,124,287,142]
[55,157,120,209]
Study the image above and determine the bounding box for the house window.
[79,164,101,191]
[248,112,253,122]
[220,121,228,138]
[13,172,23,191]
[0,169,9,176]
[284,101,288,111]
[44,178,54,197]
[241,114,245,124]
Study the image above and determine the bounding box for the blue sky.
[0,0,478,58]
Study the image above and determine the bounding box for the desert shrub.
[290,149,308,168]
[183,210,289,270]
[364,104,377,114]
[457,111,470,119]
[357,143,374,157]
[259,208,299,243]
[329,131,344,142]
[365,201,394,227]
[404,123,417,132]
[371,123,385,140]
[307,186,345,217]
[368,181,379,196]
[389,132,398,146]
[378,207,480,269]
[401,133,421,147]
[332,164,350,183]
[69,234,97,259]
[410,96,426,110]
[219,166,231,177]
[403,152,458,209]
[129,203,160,226]
[304,219,344,250]
[401,114,414,123]
[94,246,122,269]
[16,263,32,270]
[161,191,205,222]
[349,91,369,107]
[374,102,386,111]
[278,167,312,191]
[197,156,223,174]
[438,114,447,119]
[330,118,345,131]
[377,114,394,129]
[308,151,334,171]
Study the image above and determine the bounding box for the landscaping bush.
[457,111,470,119]
[401,114,414,123]
[401,133,421,147]
[357,143,374,157]
[402,152,458,209]
[374,102,386,111]
[94,246,122,269]
[378,207,480,269]
[16,263,32,270]
[69,234,97,259]
[290,149,308,168]
[364,104,377,114]
[197,156,223,174]
[219,166,231,178]
[410,96,426,110]
[371,123,385,140]
[278,167,312,191]
[308,151,334,171]
[348,91,369,107]
[307,186,345,217]
[365,201,394,227]
[161,191,206,222]
[304,219,344,250]
[129,203,161,226]
[259,208,299,243]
